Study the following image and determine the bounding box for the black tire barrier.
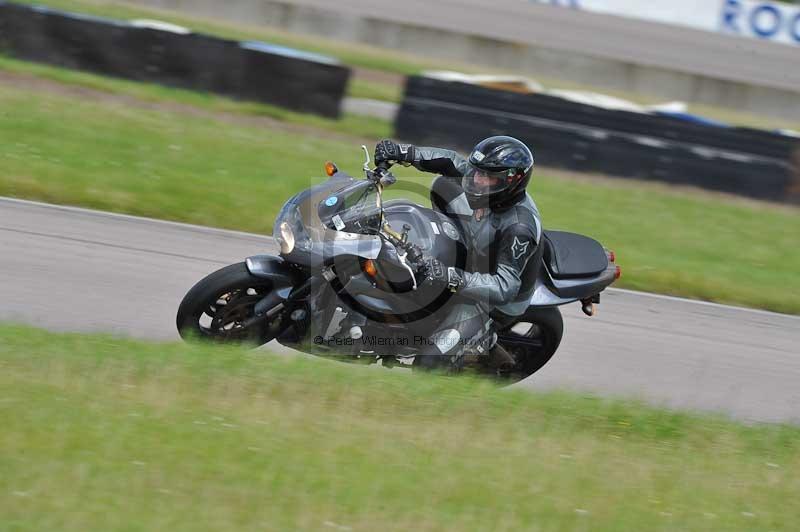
[403,76,796,161]
[238,42,349,118]
[395,94,793,202]
[0,2,350,117]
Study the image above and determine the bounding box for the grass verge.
[0,55,392,140]
[1,323,799,531]
[1,82,798,313]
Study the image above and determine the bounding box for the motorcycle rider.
[373,136,543,374]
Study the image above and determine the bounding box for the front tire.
[176,262,280,346]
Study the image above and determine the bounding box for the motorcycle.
[177,147,621,382]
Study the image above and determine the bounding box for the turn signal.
[363,259,378,278]
[615,265,621,280]
[325,161,338,177]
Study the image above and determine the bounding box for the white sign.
[719,0,800,46]
[530,0,800,46]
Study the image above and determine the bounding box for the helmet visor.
[462,167,513,196]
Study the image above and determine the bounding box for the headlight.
[279,221,295,254]
[274,203,311,255]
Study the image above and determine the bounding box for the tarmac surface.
[2,197,798,423]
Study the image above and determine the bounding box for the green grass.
[0,82,370,232]
[1,82,798,313]
[1,324,799,531]
[0,54,392,140]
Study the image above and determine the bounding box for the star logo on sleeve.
[511,236,530,260]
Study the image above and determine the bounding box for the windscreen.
[317,179,382,235]
[272,175,385,261]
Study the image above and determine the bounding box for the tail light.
[615,265,621,280]
[608,250,616,263]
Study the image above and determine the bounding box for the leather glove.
[374,139,415,167]
[420,256,464,293]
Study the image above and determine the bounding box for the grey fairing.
[528,261,618,308]
[320,235,383,260]
[529,279,580,307]
[245,255,299,286]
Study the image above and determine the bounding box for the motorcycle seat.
[542,230,608,280]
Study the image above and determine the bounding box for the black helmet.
[463,136,534,209]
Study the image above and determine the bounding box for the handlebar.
[368,162,396,187]
[358,145,425,278]
[381,223,427,275]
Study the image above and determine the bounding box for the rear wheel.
[495,307,563,383]
[176,262,283,346]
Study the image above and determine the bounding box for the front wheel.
[176,262,283,346]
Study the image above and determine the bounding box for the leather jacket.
[413,147,543,316]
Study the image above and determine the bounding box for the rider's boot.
[413,349,465,374]
[488,343,516,376]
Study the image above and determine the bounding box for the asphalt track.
[2,197,799,423]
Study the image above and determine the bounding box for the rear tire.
[495,307,563,383]
[176,262,279,346]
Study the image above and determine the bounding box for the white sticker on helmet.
[472,151,485,162]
